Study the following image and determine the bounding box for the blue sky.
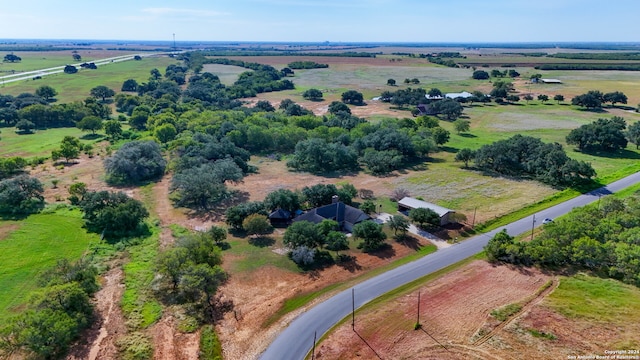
[2,0,638,43]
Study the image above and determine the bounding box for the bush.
[104,140,166,184]
[0,175,45,215]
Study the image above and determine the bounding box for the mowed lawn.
[0,208,99,322]
[0,127,95,158]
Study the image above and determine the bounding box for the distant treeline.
[549,52,640,60]
[287,61,329,69]
[199,50,377,58]
[0,46,87,52]
[536,64,640,71]
[503,52,548,57]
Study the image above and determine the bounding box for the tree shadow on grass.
[576,107,608,113]
[248,236,275,247]
[459,133,477,138]
[365,243,395,259]
[395,234,421,251]
[80,133,104,141]
[575,148,640,160]
[336,254,362,273]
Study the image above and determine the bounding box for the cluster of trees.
[571,90,628,109]
[224,183,357,231]
[170,133,251,210]
[0,258,98,359]
[287,61,328,69]
[566,117,629,152]
[457,135,596,187]
[104,140,166,184]
[157,230,232,322]
[485,195,640,287]
[78,190,149,238]
[3,53,21,62]
[379,88,465,120]
[488,69,520,78]
[287,117,449,175]
[0,90,111,129]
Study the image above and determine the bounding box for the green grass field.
[1,56,179,103]
[547,274,640,323]
[0,207,99,322]
[0,50,143,73]
[0,126,98,158]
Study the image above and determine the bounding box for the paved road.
[260,171,640,360]
[0,54,159,85]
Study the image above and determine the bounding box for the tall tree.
[90,86,115,102]
[35,86,58,101]
[76,116,103,135]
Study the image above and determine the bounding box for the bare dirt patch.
[66,263,127,360]
[217,237,434,360]
[314,261,552,360]
[149,314,200,360]
[0,223,20,241]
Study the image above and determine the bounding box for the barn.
[397,197,456,226]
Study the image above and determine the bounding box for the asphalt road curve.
[260,171,640,360]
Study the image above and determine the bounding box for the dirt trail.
[150,315,200,360]
[66,265,127,360]
[472,278,559,346]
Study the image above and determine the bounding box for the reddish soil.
[66,264,127,360]
[149,315,200,360]
[314,261,553,360]
[0,223,20,241]
[217,237,434,360]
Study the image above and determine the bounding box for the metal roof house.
[397,197,456,226]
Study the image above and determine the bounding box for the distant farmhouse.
[397,197,456,226]
[531,78,562,84]
[425,91,474,100]
[293,197,370,232]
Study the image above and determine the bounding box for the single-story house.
[445,91,473,99]
[268,208,292,227]
[416,103,437,115]
[293,200,370,232]
[397,197,456,226]
[425,91,474,101]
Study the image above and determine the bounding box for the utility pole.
[416,292,421,327]
[472,207,477,228]
[530,214,536,241]
[352,288,355,330]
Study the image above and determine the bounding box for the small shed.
[397,197,456,226]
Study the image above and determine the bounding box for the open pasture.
[0,208,100,322]
[1,55,179,103]
[0,49,145,73]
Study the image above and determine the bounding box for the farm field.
[313,263,640,360]
[3,44,640,360]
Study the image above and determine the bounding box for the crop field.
[0,207,99,322]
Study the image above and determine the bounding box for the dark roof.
[293,202,370,225]
[268,208,291,220]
